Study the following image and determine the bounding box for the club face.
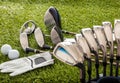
[102,22,113,44]
[20,33,29,51]
[53,42,77,65]
[75,34,91,59]
[114,20,120,40]
[44,6,61,30]
[34,28,45,47]
[81,28,98,52]
[50,26,63,45]
[93,26,107,50]
[53,42,84,66]
[20,20,36,34]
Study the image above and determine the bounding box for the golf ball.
[8,50,20,59]
[1,44,12,55]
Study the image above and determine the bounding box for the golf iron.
[93,26,107,76]
[114,19,120,77]
[53,41,85,83]
[81,28,100,79]
[102,22,114,76]
[75,34,92,82]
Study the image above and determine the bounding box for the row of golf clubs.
[19,6,120,83]
[44,6,120,83]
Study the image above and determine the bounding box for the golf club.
[44,6,76,35]
[93,26,107,76]
[102,22,114,76]
[53,41,85,83]
[50,25,64,45]
[114,19,120,77]
[20,20,52,53]
[81,28,99,79]
[75,34,92,82]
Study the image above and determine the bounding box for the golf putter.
[93,26,107,76]
[44,6,76,35]
[75,34,92,82]
[81,28,99,79]
[53,42,85,83]
[114,20,120,77]
[102,22,114,76]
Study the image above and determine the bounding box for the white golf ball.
[8,50,20,59]
[1,44,12,55]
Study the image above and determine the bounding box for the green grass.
[0,0,120,83]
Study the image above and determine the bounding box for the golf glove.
[0,52,54,76]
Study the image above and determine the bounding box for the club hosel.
[110,56,114,63]
[117,44,120,56]
[42,44,53,50]
[91,50,99,64]
[101,45,107,62]
[86,58,92,79]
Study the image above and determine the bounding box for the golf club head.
[93,26,107,51]
[50,26,63,45]
[53,42,84,66]
[114,20,120,57]
[75,34,91,59]
[44,6,61,30]
[20,20,36,35]
[34,28,45,48]
[81,28,98,52]
[20,32,29,51]
[102,22,113,45]
[114,20,120,42]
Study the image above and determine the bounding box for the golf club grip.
[92,51,99,79]
[115,56,120,77]
[103,62,107,76]
[103,55,107,76]
[80,65,85,83]
[26,48,40,53]
[110,58,113,76]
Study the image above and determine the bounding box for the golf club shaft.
[75,63,86,83]
[109,43,114,76]
[101,46,107,76]
[87,59,92,83]
[62,30,76,35]
[115,42,120,77]
[92,51,99,79]
[115,59,119,77]
[110,57,113,76]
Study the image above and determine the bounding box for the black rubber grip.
[26,48,40,53]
